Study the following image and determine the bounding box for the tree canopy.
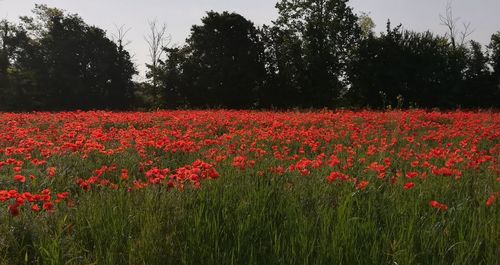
[164,11,266,109]
[1,2,499,111]
[0,5,136,111]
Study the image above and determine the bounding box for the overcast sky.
[1,0,499,78]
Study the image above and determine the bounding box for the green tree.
[274,0,361,107]
[458,41,497,108]
[0,21,10,104]
[157,47,189,108]
[168,11,266,109]
[0,5,137,111]
[259,25,305,108]
[110,29,137,109]
[33,5,137,110]
[488,32,500,108]
[144,20,169,108]
[491,33,500,74]
[348,21,468,109]
[358,12,375,39]
[3,20,46,110]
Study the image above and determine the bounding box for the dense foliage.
[0,5,136,111]
[1,1,500,110]
[348,22,494,109]
[0,110,498,264]
[159,12,266,109]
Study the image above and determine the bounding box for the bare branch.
[439,0,473,49]
[112,24,132,48]
[439,0,459,48]
[144,19,171,89]
[459,22,474,46]
[145,19,171,69]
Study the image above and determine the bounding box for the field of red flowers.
[0,110,499,264]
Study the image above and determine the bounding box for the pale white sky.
[1,0,499,78]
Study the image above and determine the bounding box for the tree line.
[0,1,499,111]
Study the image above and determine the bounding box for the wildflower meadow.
[0,110,499,264]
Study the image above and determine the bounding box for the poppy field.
[0,110,499,264]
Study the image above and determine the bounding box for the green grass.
[1,164,499,265]
[0,110,498,265]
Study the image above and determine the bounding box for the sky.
[1,0,499,78]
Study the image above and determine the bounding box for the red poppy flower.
[31,204,40,212]
[47,167,56,177]
[8,204,20,216]
[120,169,129,181]
[403,182,415,190]
[486,193,498,207]
[429,200,448,211]
[356,180,369,191]
[405,172,418,179]
[14,175,26,183]
[42,202,54,211]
